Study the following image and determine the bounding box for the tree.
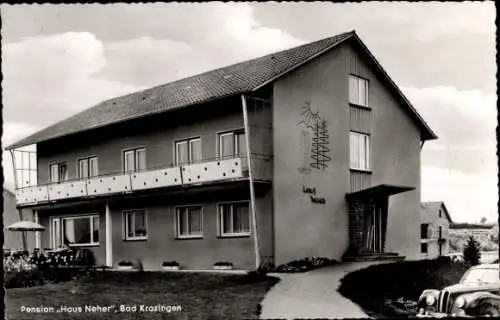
[480,217,488,224]
[463,235,482,266]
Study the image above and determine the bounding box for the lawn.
[5,271,279,320]
[338,258,470,318]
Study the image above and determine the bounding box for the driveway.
[260,260,393,319]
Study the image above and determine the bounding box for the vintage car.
[417,263,500,317]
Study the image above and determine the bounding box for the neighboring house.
[3,187,35,250]
[450,223,495,237]
[6,30,437,270]
[420,201,453,258]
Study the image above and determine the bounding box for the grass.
[338,258,470,318]
[5,271,279,320]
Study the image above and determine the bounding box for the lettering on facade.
[296,101,332,173]
[302,185,326,204]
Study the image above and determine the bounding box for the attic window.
[223,75,232,79]
[439,210,442,218]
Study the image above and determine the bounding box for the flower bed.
[4,248,96,289]
[274,257,337,273]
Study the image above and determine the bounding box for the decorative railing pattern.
[15,155,271,206]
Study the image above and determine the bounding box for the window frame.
[174,137,202,166]
[349,131,371,171]
[218,201,251,238]
[174,205,204,239]
[122,147,147,173]
[420,223,429,239]
[49,162,68,183]
[77,156,99,179]
[217,129,246,159]
[421,242,428,254]
[50,214,100,248]
[349,74,369,107]
[123,209,148,241]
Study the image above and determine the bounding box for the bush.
[5,268,44,288]
[338,258,470,318]
[162,261,180,267]
[118,260,133,266]
[463,235,482,266]
[274,257,337,273]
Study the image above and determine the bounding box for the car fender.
[459,291,500,309]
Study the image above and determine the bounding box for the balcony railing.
[15,154,272,206]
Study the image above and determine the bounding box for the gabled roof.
[421,201,453,224]
[6,30,437,150]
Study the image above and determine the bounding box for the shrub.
[214,261,233,266]
[463,235,481,266]
[162,261,180,267]
[118,260,133,266]
[274,257,337,273]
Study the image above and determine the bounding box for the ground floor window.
[123,210,148,240]
[219,201,251,236]
[421,243,428,254]
[51,215,99,247]
[175,206,203,238]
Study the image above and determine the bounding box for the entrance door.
[363,205,384,253]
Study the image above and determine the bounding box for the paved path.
[260,261,393,319]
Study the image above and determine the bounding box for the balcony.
[15,155,272,207]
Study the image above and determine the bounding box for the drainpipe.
[105,201,113,267]
[241,94,261,269]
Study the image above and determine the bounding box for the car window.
[461,268,500,284]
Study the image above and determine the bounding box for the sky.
[1,2,497,223]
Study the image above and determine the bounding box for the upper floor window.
[78,157,98,179]
[123,148,146,173]
[219,201,251,237]
[349,132,370,171]
[421,224,429,239]
[123,210,147,240]
[218,130,246,159]
[175,206,203,239]
[439,209,442,218]
[49,162,68,183]
[439,226,442,239]
[175,137,202,165]
[349,75,369,107]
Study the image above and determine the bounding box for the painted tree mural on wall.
[297,101,332,173]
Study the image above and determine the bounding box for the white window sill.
[218,233,251,238]
[124,236,148,241]
[349,168,372,173]
[175,235,203,240]
[68,243,99,247]
[349,102,371,110]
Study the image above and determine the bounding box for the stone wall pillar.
[345,200,365,256]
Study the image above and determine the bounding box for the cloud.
[2,32,144,128]
[422,166,497,223]
[98,5,304,87]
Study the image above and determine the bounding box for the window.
[78,157,98,179]
[123,148,146,172]
[49,162,68,183]
[421,224,429,239]
[349,75,369,107]
[218,130,246,159]
[439,210,442,218]
[123,210,147,240]
[175,206,203,238]
[421,243,428,254]
[219,202,251,236]
[175,138,202,165]
[51,218,62,248]
[439,226,442,239]
[50,215,99,247]
[349,132,370,171]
